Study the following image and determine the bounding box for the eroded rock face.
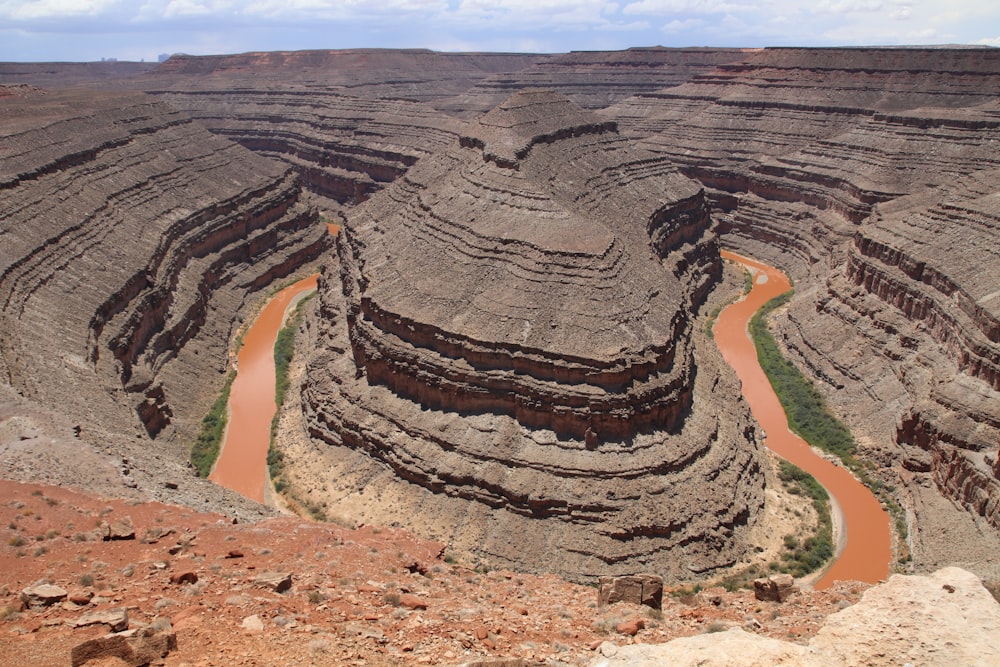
[303,91,765,580]
[592,567,1000,667]
[606,47,1000,574]
[0,88,328,514]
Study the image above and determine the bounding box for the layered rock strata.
[606,48,1000,572]
[434,47,748,117]
[150,86,465,207]
[0,88,328,513]
[302,91,764,580]
[150,49,544,102]
[144,49,746,212]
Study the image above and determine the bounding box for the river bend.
[714,250,891,587]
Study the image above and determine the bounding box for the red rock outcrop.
[301,91,765,581]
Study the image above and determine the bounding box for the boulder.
[253,572,292,593]
[71,627,177,667]
[615,618,645,636]
[73,608,129,632]
[169,571,198,586]
[598,574,663,610]
[399,594,428,610]
[241,614,265,633]
[21,583,67,608]
[101,516,135,541]
[753,574,797,602]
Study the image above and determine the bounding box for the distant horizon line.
[2,42,996,65]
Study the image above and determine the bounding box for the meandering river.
[209,238,891,586]
[714,250,892,587]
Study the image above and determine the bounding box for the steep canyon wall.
[605,48,1000,573]
[3,47,1000,579]
[300,91,765,581]
[0,87,329,515]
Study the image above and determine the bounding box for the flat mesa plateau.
[1,45,1000,666]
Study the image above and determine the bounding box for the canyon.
[1,45,999,605]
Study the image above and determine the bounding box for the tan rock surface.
[592,567,1000,667]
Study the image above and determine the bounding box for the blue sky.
[1,0,998,62]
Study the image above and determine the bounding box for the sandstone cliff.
[593,567,1000,667]
[4,46,1000,586]
[298,90,765,581]
[0,87,329,515]
[150,86,465,208]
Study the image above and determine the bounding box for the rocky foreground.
[4,479,999,667]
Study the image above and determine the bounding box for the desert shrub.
[775,461,833,577]
[750,293,858,470]
[190,370,236,477]
[267,294,314,502]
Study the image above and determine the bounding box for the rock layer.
[606,47,1000,572]
[302,91,765,580]
[0,88,328,514]
[150,86,464,207]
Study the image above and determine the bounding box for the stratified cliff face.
[607,48,1000,571]
[150,49,545,102]
[301,91,765,581]
[0,88,328,509]
[433,47,749,117]
[142,48,746,210]
[150,87,465,207]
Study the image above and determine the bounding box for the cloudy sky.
[1,0,998,62]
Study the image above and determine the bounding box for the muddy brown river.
[715,250,892,587]
[208,274,318,503]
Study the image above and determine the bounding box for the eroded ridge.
[302,91,764,580]
[605,47,1000,572]
[0,89,327,458]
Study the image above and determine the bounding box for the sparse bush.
[267,294,315,506]
[79,573,94,587]
[190,370,236,477]
[7,535,25,547]
[750,292,858,470]
[704,621,728,634]
[775,461,833,577]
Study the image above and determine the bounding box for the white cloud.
[623,0,760,16]
[163,0,211,18]
[661,17,704,33]
[814,0,883,15]
[0,0,122,20]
